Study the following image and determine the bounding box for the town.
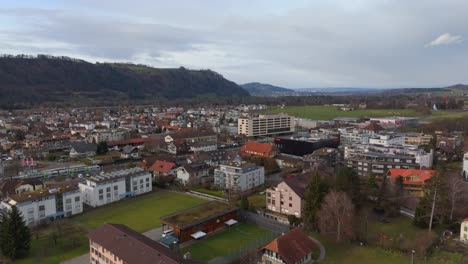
[0,102,467,264]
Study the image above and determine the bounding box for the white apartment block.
[368,133,405,146]
[214,162,265,192]
[79,167,152,207]
[0,185,83,226]
[238,115,295,137]
[87,129,127,143]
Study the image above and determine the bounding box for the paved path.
[61,227,163,264]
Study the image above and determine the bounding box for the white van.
[162,229,174,237]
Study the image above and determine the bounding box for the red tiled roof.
[360,122,384,131]
[241,141,277,157]
[149,160,176,173]
[388,169,436,186]
[261,228,318,264]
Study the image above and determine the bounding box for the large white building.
[87,129,127,144]
[214,162,265,192]
[238,115,295,137]
[461,219,468,242]
[79,167,152,207]
[0,185,83,226]
[463,152,468,181]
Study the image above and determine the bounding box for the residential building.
[0,185,82,226]
[87,129,127,144]
[266,175,308,218]
[214,162,265,192]
[0,178,44,197]
[339,128,373,146]
[461,219,468,243]
[463,153,468,181]
[78,167,152,207]
[388,169,436,197]
[176,162,210,185]
[368,133,405,146]
[240,141,279,158]
[344,144,433,177]
[88,223,195,264]
[164,127,217,144]
[120,145,139,159]
[369,117,419,127]
[404,133,433,146]
[259,228,318,264]
[149,160,176,177]
[188,141,218,152]
[274,134,339,156]
[238,114,295,137]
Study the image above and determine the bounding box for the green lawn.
[366,217,428,246]
[237,194,266,210]
[182,223,272,261]
[73,191,207,232]
[264,106,422,120]
[192,188,226,198]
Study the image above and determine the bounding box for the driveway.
[61,227,163,264]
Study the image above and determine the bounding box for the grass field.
[192,188,225,198]
[73,191,207,232]
[15,191,207,264]
[264,106,422,120]
[182,223,271,261]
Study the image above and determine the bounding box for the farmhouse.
[160,201,238,243]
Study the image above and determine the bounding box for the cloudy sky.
[0,0,467,88]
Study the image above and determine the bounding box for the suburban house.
[266,174,309,220]
[78,167,152,207]
[388,169,436,197]
[214,162,265,192]
[149,160,176,177]
[461,219,468,243]
[167,140,191,155]
[120,145,139,159]
[69,143,97,158]
[0,185,83,226]
[259,228,318,264]
[88,223,197,264]
[175,162,210,185]
[0,178,44,197]
[240,141,279,158]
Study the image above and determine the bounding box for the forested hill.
[0,55,249,108]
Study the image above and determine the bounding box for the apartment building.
[344,144,433,177]
[388,169,436,197]
[214,162,264,192]
[79,167,152,207]
[87,129,127,144]
[463,152,468,181]
[0,185,82,226]
[369,117,419,127]
[238,114,295,137]
[266,175,308,218]
[339,128,373,146]
[404,133,433,146]
[368,133,405,146]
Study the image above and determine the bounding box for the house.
[214,162,265,192]
[0,185,82,226]
[266,174,309,219]
[240,141,279,158]
[88,223,197,264]
[259,228,318,264]
[0,178,44,197]
[69,143,97,158]
[175,162,210,185]
[164,127,217,144]
[388,169,436,197]
[461,219,468,243]
[149,160,176,177]
[120,145,139,159]
[78,167,152,207]
[167,140,190,155]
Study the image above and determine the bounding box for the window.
[289,203,292,207]
[140,179,143,184]
[99,195,103,200]
[99,189,103,194]
[106,193,111,198]
[38,205,45,211]
[106,187,111,192]
[75,196,80,202]
[289,196,292,201]
[114,185,118,190]
[66,198,72,204]
[146,183,150,188]
[146,177,150,182]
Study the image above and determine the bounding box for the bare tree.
[446,173,465,223]
[318,190,355,242]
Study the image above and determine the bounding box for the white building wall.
[463,153,468,180]
[461,220,468,242]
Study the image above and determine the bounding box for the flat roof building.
[238,114,295,137]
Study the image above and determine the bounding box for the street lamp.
[411,250,415,264]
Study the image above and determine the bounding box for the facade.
[79,167,152,207]
[0,178,44,197]
[344,144,433,178]
[463,153,468,181]
[266,175,308,218]
[161,201,238,243]
[88,223,193,264]
[274,135,340,156]
[369,117,419,127]
[176,163,210,185]
[339,128,373,146]
[368,133,405,146]
[404,133,433,146]
[0,185,82,226]
[388,169,436,197]
[259,228,318,264]
[214,162,265,192]
[461,219,468,242]
[87,129,127,144]
[238,114,295,137]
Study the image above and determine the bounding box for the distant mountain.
[0,55,249,108]
[294,87,384,93]
[241,82,295,95]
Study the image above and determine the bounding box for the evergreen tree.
[303,172,328,230]
[96,141,109,155]
[335,167,362,206]
[414,170,448,229]
[0,206,32,260]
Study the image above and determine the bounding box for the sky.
[0,0,467,88]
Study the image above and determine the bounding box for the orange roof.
[241,141,277,156]
[388,169,436,185]
[149,160,176,174]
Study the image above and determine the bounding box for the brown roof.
[0,178,43,197]
[361,122,384,131]
[88,224,196,264]
[261,228,318,264]
[149,160,176,174]
[283,175,310,199]
[8,184,79,203]
[169,127,216,140]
